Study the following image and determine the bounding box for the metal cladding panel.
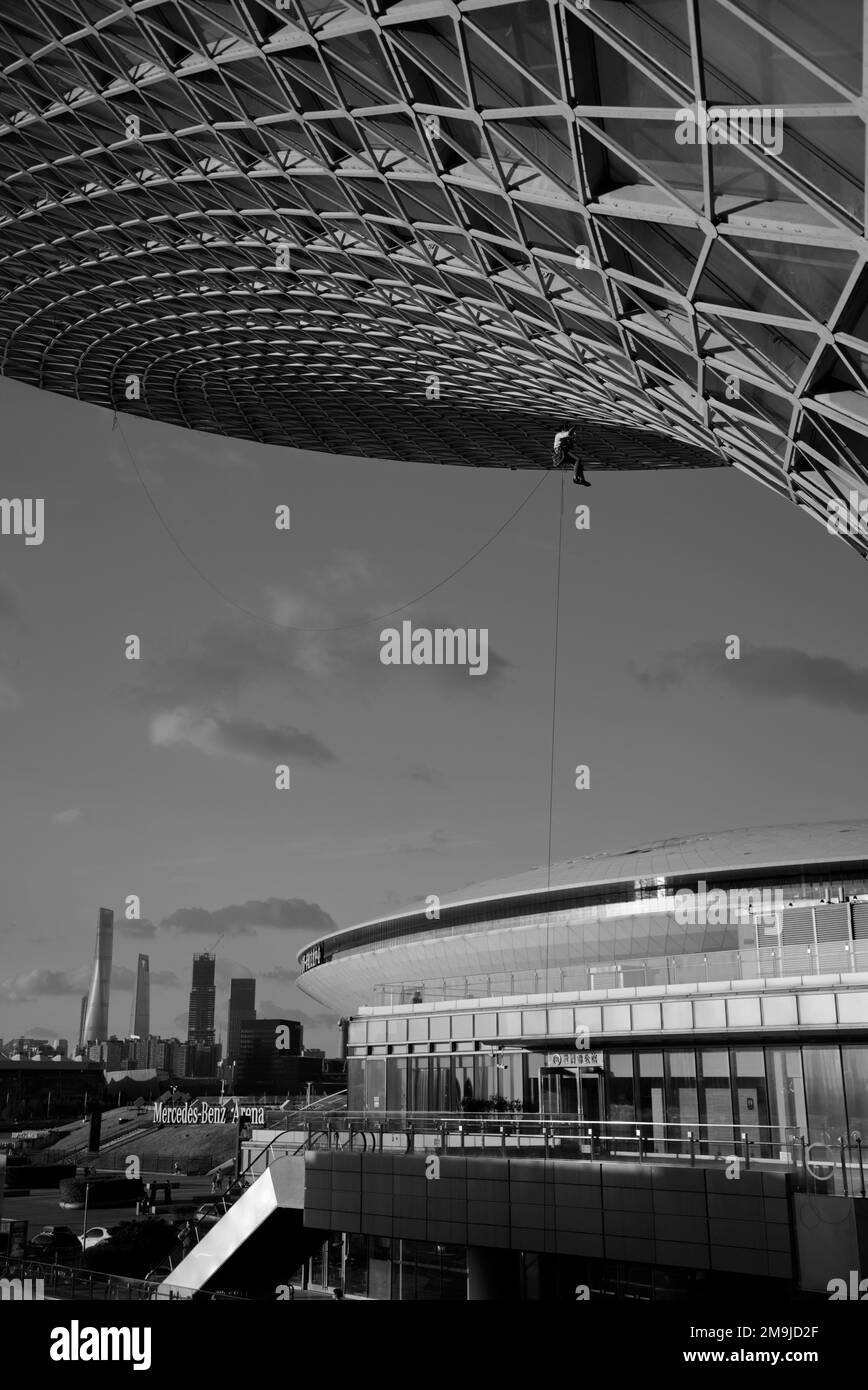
[0,5,866,554]
[301,1152,794,1278]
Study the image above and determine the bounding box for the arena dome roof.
[435,820,868,912]
[301,820,868,959]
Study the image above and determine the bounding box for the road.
[1,1174,215,1236]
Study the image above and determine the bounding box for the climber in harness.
[552,423,590,486]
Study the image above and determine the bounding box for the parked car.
[27,1225,81,1259]
[78,1225,112,1250]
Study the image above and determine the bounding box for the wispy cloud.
[51,807,82,824]
[0,962,178,1002]
[149,708,337,765]
[404,765,445,787]
[116,917,157,939]
[634,642,868,714]
[162,897,337,937]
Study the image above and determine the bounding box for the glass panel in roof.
[735,0,862,94]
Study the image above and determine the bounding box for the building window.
[732,1049,771,1156]
[802,1046,847,1146]
[664,1051,698,1154]
[842,1046,868,1141]
[767,1048,807,1154]
[394,1240,467,1300]
[698,1049,732,1154]
[605,1052,635,1140]
[637,1051,665,1150]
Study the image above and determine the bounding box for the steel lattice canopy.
[0,0,867,551]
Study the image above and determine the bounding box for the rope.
[114,414,553,634]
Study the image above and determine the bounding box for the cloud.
[394,828,461,855]
[149,708,337,765]
[257,998,336,1033]
[262,966,300,985]
[51,807,82,824]
[214,958,254,990]
[634,642,868,713]
[0,960,179,1002]
[161,897,337,937]
[0,676,19,710]
[404,765,444,787]
[116,917,157,939]
[0,582,20,626]
[0,968,88,1002]
[126,556,508,730]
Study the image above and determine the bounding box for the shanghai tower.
[129,953,150,1041]
[81,908,113,1046]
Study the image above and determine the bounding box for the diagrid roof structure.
[0,1,867,549]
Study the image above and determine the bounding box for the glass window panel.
[451,1013,473,1040]
[803,1046,847,1145]
[548,1008,574,1033]
[605,1051,635,1140]
[387,1018,407,1043]
[522,1010,547,1035]
[767,1047,808,1155]
[842,1046,868,1141]
[698,1049,732,1154]
[733,1049,771,1156]
[497,1011,521,1037]
[368,1020,387,1044]
[348,1058,365,1112]
[637,1051,665,1151]
[429,1015,450,1041]
[386,1058,407,1112]
[408,1017,428,1043]
[345,1233,367,1297]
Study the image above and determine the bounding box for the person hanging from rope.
[552,422,591,486]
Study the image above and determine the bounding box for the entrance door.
[539,1068,578,1117]
[579,1072,602,1125]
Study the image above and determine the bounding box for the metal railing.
[0,1255,249,1301]
[372,941,868,1004]
[256,1111,868,1194]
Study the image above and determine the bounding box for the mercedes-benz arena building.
[299,822,868,1159]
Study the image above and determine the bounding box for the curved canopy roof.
[441,819,868,909]
[300,820,868,963]
[0,2,866,551]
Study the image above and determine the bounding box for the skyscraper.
[77,994,87,1051]
[129,953,150,1041]
[81,908,113,1046]
[187,953,216,1045]
[227,978,256,1063]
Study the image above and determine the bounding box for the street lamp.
[80,1180,91,1250]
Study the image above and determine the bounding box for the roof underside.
[0,2,867,549]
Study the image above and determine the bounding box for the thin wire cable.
[114,414,552,633]
[545,467,566,971]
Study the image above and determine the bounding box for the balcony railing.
[371,941,868,1005]
[259,1112,868,1198]
[0,1255,250,1301]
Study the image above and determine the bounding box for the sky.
[1,373,868,1052]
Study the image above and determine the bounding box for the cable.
[545,467,566,960]
[114,414,553,634]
